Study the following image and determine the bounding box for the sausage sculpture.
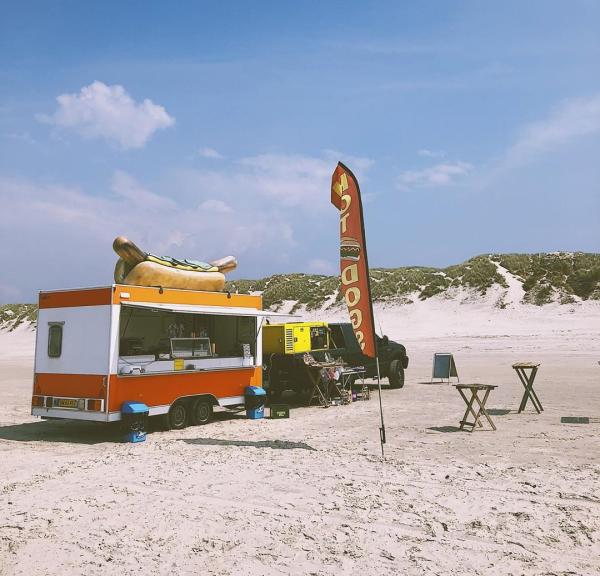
[113,236,237,292]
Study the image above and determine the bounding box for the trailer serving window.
[48,322,64,358]
[117,303,259,375]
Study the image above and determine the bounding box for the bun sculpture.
[113,236,237,292]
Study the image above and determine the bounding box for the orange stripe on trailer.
[34,373,108,400]
[107,367,262,412]
[39,288,112,309]
[113,284,261,309]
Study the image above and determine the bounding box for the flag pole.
[375,356,386,459]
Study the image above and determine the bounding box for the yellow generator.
[263,322,329,355]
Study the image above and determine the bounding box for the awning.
[121,301,296,318]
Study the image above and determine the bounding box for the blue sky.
[1,1,599,301]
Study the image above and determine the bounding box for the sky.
[1,1,599,302]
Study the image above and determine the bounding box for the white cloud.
[397,161,473,189]
[112,170,176,209]
[4,131,37,145]
[38,81,175,149]
[198,199,232,213]
[306,258,336,275]
[243,151,374,207]
[321,149,375,177]
[0,173,298,297]
[198,147,224,159]
[418,148,446,158]
[362,192,378,204]
[506,94,600,164]
[178,151,374,211]
[0,175,295,257]
[161,230,188,250]
[237,154,332,207]
[0,151,374,298]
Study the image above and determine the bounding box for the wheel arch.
[390,351,409,369]
[172,393,220,408]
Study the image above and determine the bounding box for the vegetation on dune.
[227,253,600,309]
[493,253,600,304]
[227,255,511,309]
[0,304,37,331]
[228,274,340,310]
[3,254,599,328]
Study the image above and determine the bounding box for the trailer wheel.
[163,402,188,430]
[191,398,213,425]
[388,359,405,389]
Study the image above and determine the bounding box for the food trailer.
[31,284,278,429]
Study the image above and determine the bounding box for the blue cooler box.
[121,401,149,443]
[244,386,266,420]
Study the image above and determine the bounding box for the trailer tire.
[162,402,188,430]
[190,398,213,425]
[388,359,405,389]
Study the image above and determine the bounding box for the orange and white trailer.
[31,284,279,429]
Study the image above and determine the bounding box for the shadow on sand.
[487,408,512,416]
[427,425,463,433]
[0,410,251,444]
[417,381,452,386]
[181,437,317,451]
[0,420,123,444]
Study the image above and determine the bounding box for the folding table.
[339,366,369,401]
[339,366,365,389]
[454,383,497,431]
[303,354,343,407]
[512,362,543,414]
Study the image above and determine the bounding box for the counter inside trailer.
[118,354,255,374]
[118,304,258,375]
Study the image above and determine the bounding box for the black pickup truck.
[327,323,409,388]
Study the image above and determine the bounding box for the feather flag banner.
[331,161,387,457]
[331,162,377,359]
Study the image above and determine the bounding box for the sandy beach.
[3,1,600,573]
[1,300,599,576]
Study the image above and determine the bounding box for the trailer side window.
[48,323,64,358]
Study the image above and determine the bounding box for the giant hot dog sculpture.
[113,236,237,291]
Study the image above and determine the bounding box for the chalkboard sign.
[431,353,459,383]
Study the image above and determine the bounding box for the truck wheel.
[190,398,213,425]
[162,402,188,430]
[388,359,405,389]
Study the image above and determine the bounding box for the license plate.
[57,398,78,408]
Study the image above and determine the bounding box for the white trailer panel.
[35,305,112,375]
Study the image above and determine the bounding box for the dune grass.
[227,252,600,308]
[3,253,599,325]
